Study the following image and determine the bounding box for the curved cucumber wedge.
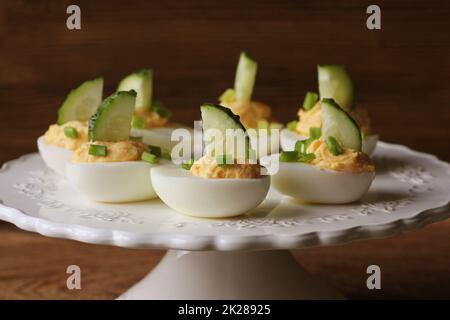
[57,78,103,125]
[117,69,152,111]
[200,103,249,158]
[88,90,136,142]
[321,98,362,151]
[234,52,257,103]
[318,65,354,111]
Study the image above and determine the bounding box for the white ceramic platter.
[1,142,449,251]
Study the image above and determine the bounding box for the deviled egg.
[280,65,378,155]
[265,98,375,204]
[38,78,103,175]
[66,90,164,203]
[117,69,193,153]
[219,52,281,157]
[152,103,270,218]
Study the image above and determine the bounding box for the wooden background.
[1,0,449,299]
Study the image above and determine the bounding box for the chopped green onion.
[141,151,159,164]
[64,126,78,139]
[219,88,236,103]
[309,127,322,140]
[148,145,162,158]
[257,119,269,129]
[88,144,107,157]
[287,120,298,132]
[297,153,316,163]
[303,91,319,110]
[129,135,143,142]
[269,122,284,130]
[295,140,308,154]
[279,151,299,162]
[152,100,172,119]
[162,150,171,160]
[131,115,145,129]
[216,154,233,166]
[181,159,194,170]
[326,136,343,156]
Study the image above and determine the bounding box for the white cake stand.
[1,142,449,299]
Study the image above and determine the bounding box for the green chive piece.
[162,150,171,160]
[309,127,321,140]
[131,115,145,129]
[219,88,236,103]
[148,145,162,158]
[129,135,143,142]
[152,100,172,119]
[216,154,233,166]
[64,126,78,139]
[298,153,316,163]
[181,159,194,170]
[326,136,343,156]
[287,120,298,132]
[269,122,284,130]
[257,119,269,129]
[303,91,319,110]
[279,151,299,162]
[295,140,308,154]
[141,151,159,164]
[88,144,107,157]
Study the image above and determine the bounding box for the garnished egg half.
[66,90,162,203]
[265,99,375,204]
[151,103,271,218]
[38,78,104,176]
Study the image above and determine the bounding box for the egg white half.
[151,166,270,218]
[37,136,72,176]
[66,161,159,203]
[280,128,378,155]
[261,154,375,204]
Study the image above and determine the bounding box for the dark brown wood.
[0,0,449,299]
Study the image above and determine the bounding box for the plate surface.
[1,142,449,251]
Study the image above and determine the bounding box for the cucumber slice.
[88,91,136,142]
[200,103,249,159]
[318,65,354,111]
[321,98,362,151]
[57,78,103,125]
[117,69,152,111]
[234,52,257,103]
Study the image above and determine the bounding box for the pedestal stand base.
[118,250,344,300]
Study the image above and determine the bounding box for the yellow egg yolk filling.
[44,120,88,151]
[306,139,374,173]
[190,155,262,179]
[72,140,146,163]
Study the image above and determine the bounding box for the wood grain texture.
[0,0,449,299]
